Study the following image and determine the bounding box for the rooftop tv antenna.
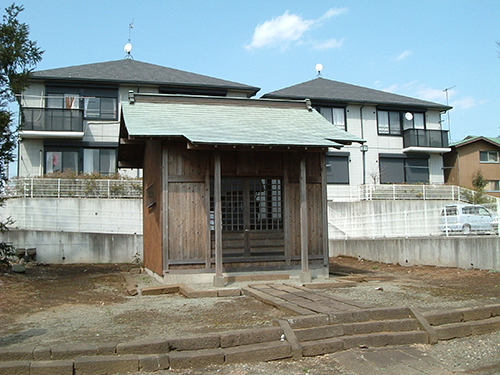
[124,18,134,59]
[315,63,323,77]
[443,85,456,140]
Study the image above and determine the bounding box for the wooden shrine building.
[119,92,363,285]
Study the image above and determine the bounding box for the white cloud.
[396,50,413,61]
[382,81,447,103]
[451,97,476,109]
[417,87,451,102]
[382,84,400,93]
[318,7,348,21]
[381,81,482,110]
[313,38,344,50]
[245,8,347,50]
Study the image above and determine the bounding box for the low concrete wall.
[5,229,143,264]
[330,236,500,270]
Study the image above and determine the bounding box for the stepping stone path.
[243,283,371,315]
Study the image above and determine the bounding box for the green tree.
[0,3,43,266]
[471,170,489,204]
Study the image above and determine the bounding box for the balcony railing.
[403,129,449,149]
[21,107,83,132]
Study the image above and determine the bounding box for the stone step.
[3,315,500,375]
[301,330,429,357]
[422,304,500,326]
[295,318,420,342]
[0,330,429,375]
[0,327,283,362]
[2,305,500,374]
[435,315,500,340]
[285,307,413,328]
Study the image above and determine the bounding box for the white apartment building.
[263,78,452,197]
[17,59,259,177]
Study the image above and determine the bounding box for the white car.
[439,204,496,235]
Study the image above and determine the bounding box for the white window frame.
[486,180,500,192]
[479,151,499,163]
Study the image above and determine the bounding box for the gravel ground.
[324,282,500,312]
[1,258,499,374]
[429,332,500,374]
[1,294,289,348]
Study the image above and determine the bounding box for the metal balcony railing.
[403,129,449,149]
[20,107,83,132]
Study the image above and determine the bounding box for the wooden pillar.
[161,143,169,273]
[300,153,311,283]
[320,152,329,277]
[204,162,211,269]
[213,151,224,287]
[283,159,291,266]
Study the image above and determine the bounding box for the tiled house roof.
[263,77,452,110]
[121,94,364,148]
[31,60,260,97]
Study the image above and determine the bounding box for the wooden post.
[162,143,169,273]
[213,151,224,287]
[320,152,329,277]
[283,159,291,266]
[300,153,311,283]
[204,162,211,269]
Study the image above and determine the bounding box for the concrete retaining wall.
[328,200,499,239]
[330,236,500,270]
[1,198,142,234]
[5,229,143,264]
[4,230,500,270]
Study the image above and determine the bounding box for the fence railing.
[4,178,143,199]
[328,202,500,240]
[5,180,498,203]
[328,184,498,204]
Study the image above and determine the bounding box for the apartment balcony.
[19,107,84,139]
[402,129,450,154]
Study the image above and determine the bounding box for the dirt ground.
[1,256,500,373]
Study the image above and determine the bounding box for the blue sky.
[9,0,500,142]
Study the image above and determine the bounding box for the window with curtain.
[45,150,79,174]
[83,149,117,174]
[378,110,425,135]
[317,106,346,131]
